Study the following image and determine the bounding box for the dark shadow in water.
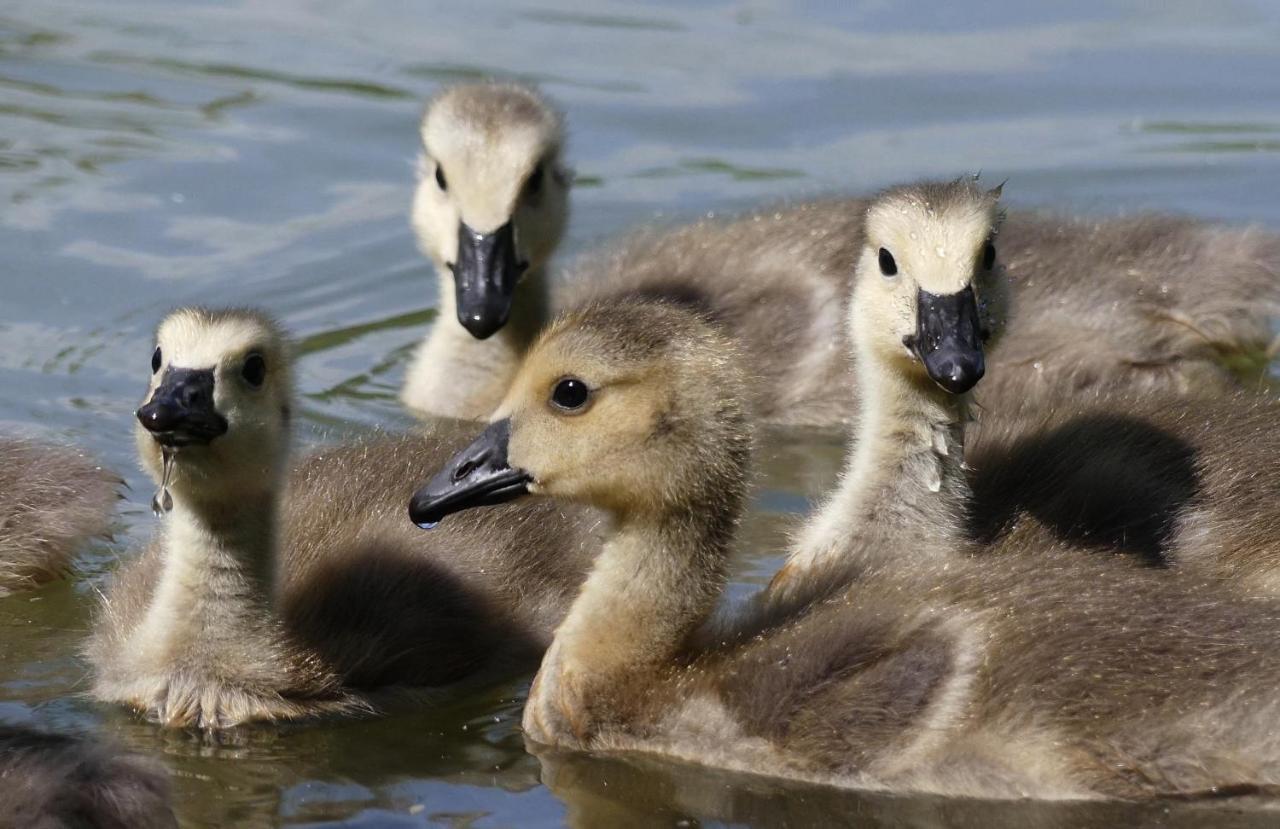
[967,414,1200,565]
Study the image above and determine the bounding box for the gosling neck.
[787,342,971,584]
[563,509,730,667]
[525,504,736,744]
[140,464,282,656]
[403,263,551,419]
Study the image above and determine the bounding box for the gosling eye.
[526,163,544,198]
[242,353,267,388]
[983,240,997,271]
[151,346,162,374]
[434,164,447,192]
[550,377,590,413]
[878,247,898,278]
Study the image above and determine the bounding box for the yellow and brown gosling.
[412,242,1280,801]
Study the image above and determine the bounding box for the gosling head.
[135,308,293,502]
[413,83,570,340]
[854,178,1008,395]
[409,301,751,528]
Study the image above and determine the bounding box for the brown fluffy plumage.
[0,724,176,829]
[90,308,599,729]
[0,439,119,595]
[432,202,1280,800]
[968,389,1280,592]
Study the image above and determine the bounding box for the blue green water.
[2,1,1279,825]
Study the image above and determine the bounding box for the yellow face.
[408,303,750,528]
[497,328,683,515]
[853,182,1008,391]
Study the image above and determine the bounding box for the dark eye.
[151,346,162,374]
[878,247,897,277]
[242,353,266,387]
[434,164,447,192]
[551,377,590,412]
[526,163,544,197]
[982,240,996,270]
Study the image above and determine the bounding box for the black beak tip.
[408,494,444,529]
[458,310,505,340]
[926,353,985,394]
[135,402,174,434]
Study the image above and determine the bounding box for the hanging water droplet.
[933,428,950,456]
[415,520,440,530]
[151,488,173,516]
[152,448,175,516]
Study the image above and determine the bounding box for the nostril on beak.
[446,262,456,273]
[453,460,478,483]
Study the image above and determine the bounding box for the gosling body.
[967,389,1280,593]
[0,439,118,595]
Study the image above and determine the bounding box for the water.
[2,0,1279,825]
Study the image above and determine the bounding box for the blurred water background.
[1,0,1279,825]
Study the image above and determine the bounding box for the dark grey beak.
[135,368,228,447]
[452,220,527,340]
[908,286,986,394]
[409,419,532,528]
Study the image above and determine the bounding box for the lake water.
[2,0,1279,826]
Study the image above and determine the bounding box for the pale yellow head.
[135,308,293,503]
[852,179,1008,393]
[412,83,568,281]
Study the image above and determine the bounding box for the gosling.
[89,308,597,729]
[412,227,1280,802]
